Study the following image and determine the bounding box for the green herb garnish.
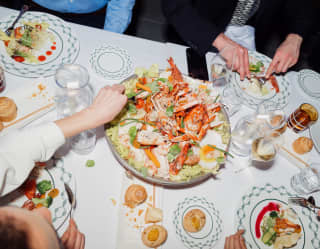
[168,144,181,162]
[213,94,220,103]
[208,144,234,158]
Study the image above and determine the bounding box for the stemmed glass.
[55,64,96,155]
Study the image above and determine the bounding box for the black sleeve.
[284,0,316,39]
[162,0,226,55]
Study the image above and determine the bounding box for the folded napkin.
[278,128,313,169]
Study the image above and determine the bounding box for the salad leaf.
[128,103,137,114]
[216,156,225,163]
[187,149,193,157]
[32,196,53,208]
[146,81,160,94]
[20,27,33,48]
[168,144,181,162]
[141,167,148,177]
[36,180,52,195]
[14,50,29,58]
[190,140,200,147]
[256,61,264,68]
[166,105,174,117]
[157,78,167,83]
[128,126,137,144]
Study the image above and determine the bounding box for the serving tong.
[288,196,320,214]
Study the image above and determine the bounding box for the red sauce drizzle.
[255,202,280,239]
[38,55,46,62]
[51,46,56,50]
[53,42,56,45]
[46,51,52,56]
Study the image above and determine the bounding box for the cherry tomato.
[13,56,25,63]
[23,179,36,200]
[14,27,23,39]
[135,98,144,109]
[35,24,42,30]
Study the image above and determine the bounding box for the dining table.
[1,6,320,249]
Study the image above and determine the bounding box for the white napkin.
[116,173,164,249]
[225,25,256,51]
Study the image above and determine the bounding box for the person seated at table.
[0,84,127,249]
[12,0,136,33]
[162,0,316,80]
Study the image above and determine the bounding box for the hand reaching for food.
[55,84,127,138]
[61,218,85,249]
[224,230,247,249]
[86,84,128,126]
[266,34,302,77]
[213,33,250,81]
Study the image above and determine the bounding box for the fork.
[288,196,320,213]
[5,5,29,36]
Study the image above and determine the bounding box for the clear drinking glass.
[256,100,287,135]
[291,163,320,195]
[55,64,96,155]
[210,46,236,87]
[221,85,243,117]
[230,114,259,157]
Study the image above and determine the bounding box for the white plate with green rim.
[235,183,320,249]
[298,69,320,99]
[0,157,75,230]
[0,11,80,78]
[90,45,133,80]
[227,51,291,110]
[173,196,223,249]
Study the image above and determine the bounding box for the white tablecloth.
[0,7,319,249]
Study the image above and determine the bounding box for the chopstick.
[3,103,55,129]
[278,145,310,168]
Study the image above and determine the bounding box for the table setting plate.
[0,157,75,230]
[227,51,291,110]
[0,11,80,78]
[173,196,223,249]
[298,69,320,99]
[235,183,320,249]
[90,45,133,80]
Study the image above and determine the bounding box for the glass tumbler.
[221,85,243,117]
[55,64,96,155]
[291,163,320,195]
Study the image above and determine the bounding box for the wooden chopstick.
[279,145,310,168]
[3,103,55,129]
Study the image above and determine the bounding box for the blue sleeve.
[104,0,136,33]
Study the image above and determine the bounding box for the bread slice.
[145,207,163,223]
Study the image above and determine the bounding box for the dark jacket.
[162,0,315,55]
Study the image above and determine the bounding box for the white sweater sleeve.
[0,122,65,197]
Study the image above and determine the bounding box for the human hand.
[86,84,128,127]
[61,218,85,249]
[266,34,302,77]
[213,33,250,80]
[224,230,247,249]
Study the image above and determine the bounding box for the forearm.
[54,109,96,138]
[104,0,135,33]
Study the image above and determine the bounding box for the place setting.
[0,10,80,78]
